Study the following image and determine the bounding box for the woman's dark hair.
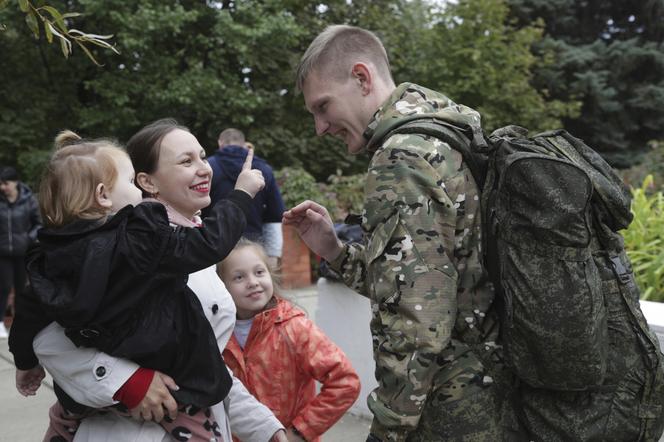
[125,118,190,196]
[0,166,19,182]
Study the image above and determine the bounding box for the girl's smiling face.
[221,246,274,320]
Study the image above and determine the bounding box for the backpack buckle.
[610,256,631,284]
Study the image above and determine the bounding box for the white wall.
[640,300,664,349]
[314,278,377,419]
[314,278,664,420]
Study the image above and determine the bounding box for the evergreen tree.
[0,0,584,184]
[507,0,664,167]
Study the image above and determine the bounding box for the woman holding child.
[10,119,288,441]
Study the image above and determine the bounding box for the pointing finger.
[242,148,254,171]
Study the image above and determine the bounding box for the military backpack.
[387,119,664,440]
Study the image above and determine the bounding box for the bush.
[16,148,51,191]
[323,171,366,222]
[275,167,330,210]
[276,167,367,223]
[622,175,664,301]
[620,140,664,191]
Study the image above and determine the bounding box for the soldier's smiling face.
[302,69,373,155]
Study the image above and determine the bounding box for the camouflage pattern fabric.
[329,83,505,441]
[378,120,664,440]
[481,127,664,441]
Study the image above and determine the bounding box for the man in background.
[206,128,285,264]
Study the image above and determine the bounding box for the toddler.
[9,130,264,441]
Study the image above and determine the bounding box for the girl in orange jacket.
[219,239,361,442]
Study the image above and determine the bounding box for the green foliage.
[274,167,330,210]
[622,176,664,301]
[620,140,664,191]
[406,0,580,132]
[5,0,118,65]
[0,0,644,185]
[16,148,51,190]
[276,167,365,222]
[506,0,664,167]
[323,171,366,221]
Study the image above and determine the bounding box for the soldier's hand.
[282,200,343,262]
[234,148,265,198]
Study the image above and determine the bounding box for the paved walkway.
[0,285,371,441]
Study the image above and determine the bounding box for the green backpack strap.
[383,117,490,189]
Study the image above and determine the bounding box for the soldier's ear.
[350,63,372,96]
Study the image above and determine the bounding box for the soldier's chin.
[346,138,366,155]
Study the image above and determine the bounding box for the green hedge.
[276,167,365,222]
[622,175,664,302]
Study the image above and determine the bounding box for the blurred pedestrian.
[0,166,41,338]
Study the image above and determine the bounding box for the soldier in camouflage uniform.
[284,25,508,442]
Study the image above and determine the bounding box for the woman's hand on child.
[15,365,46,396]
[129,371,179,423]
[234,148,265,198]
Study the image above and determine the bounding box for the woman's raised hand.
[234,148,265,198]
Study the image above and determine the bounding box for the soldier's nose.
[315,118,329,136]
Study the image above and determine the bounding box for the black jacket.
[9,191,252,408]
[0,182,42,256]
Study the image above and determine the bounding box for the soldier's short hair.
[295,25,393,92]
[218,128,245,147]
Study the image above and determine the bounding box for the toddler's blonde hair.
[40,130,130,227]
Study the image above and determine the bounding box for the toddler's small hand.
[16,366,46,396]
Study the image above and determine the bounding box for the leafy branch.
[12,0,119,65]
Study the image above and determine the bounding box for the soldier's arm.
[328,241,370,297]
[363,136,462,441]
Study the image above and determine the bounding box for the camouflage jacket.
[330,83,499,441]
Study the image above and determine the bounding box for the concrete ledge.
[314,278,664,419]
[314,278,377,419]
[640,300,664,348]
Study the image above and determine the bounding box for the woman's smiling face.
[148,129,212,219]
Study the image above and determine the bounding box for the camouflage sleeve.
[351,134,465,441]
[329,241,370,297]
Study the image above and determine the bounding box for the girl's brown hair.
[40,130,128,227]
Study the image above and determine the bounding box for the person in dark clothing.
[205,128,285,265]
[9,124,266,440]
[0,166,42,338]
